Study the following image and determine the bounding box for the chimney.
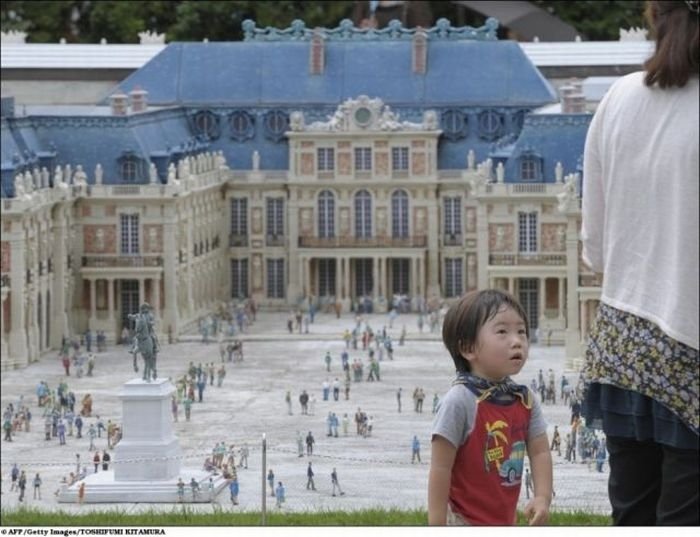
[129,87,148,113]
[560,79,585,113]
[110,92,128,116]
[412,28,428,75]
[309,28,325,75]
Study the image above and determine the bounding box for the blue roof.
[108,39,556,107]
[492,113,592,183]
[1,19,578,197]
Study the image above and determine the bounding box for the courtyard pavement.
[0,311,611,517]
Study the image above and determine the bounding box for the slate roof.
[106,39,556,107]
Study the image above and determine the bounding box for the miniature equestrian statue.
[128,303,160,382]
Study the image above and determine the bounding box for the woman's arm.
[525,432,553,525]
[428,435,457,525]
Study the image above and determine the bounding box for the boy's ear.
[458,340,476,362]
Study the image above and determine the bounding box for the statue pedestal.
[114,378,182,481]
[58,377,227,503]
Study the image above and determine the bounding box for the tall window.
[318,190,335,238]
[120,214,139,254]
[355,259,373,297]
[392,259,410,295]
[444,197,462,237]
[391,147,409,171]
[318,259,336,297]
[121,158,139,183]
[317,148,335,172]
[266,197,284,238]
[266,259,285,299]
[354,190,372,238]
[391,190,409,238]
[518,212,538,252]
[519,278,539,331]
[230,198,248,235]
[445,258,463,298]
[354,147,372,172]
[231,259,249,299]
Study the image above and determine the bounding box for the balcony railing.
[299,236,427,248]
[81,255,163,268]
[229,234,249,247]
[266,235,285,247]
[489,253,566,266]
[443,234,463,246]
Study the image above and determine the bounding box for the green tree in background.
[1,0,646,43]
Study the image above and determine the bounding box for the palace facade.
[0,18,600,370]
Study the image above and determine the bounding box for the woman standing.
[581,0,699,525]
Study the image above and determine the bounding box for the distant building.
[1,17,614,370]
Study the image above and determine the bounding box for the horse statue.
[128,302,160,382]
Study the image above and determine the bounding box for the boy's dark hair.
[441,289,529,373]
[644,1,699,88]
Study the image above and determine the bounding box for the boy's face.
[462,306,529,382]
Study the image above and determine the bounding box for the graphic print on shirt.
[483,420,525,487]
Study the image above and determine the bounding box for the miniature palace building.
[0,18,607,370]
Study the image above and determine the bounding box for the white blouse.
[582,71,699,350]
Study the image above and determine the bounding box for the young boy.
[428,289,552,526]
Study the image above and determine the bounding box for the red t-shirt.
[449,398,531,525]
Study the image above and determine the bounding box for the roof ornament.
[138,30,166,44]
[242,17,498,42]
[1,30,28,44]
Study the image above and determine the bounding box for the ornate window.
[228,110,255,142]
[443,197,462,238]
[477,109,505,141]
[118,152,142,183]
[391,190,409,238]
[518,212,538,253]
[192,110,221,140]
[354,147,372,172]
[266,197,284,243]
[518,150,543,181]
[354,190,372,238]
[230,198,248,247]
[266,258,285,299]
[318,190,335,238]
[317,148,335,172]
[263,110,289,142]
[391,147,409,171]
[119,214,139,255]
[441,109,468,141]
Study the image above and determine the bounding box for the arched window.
[318,190,335,238]
[354,190,372,238]
[391,190,409,238]
[121,158,139,183]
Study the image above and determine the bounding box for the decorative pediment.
[290,96,438,133]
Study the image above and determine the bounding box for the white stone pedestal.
[114,378,182,481]
[58,377,227,503]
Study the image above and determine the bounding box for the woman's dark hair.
[644,1,700,88]
[442,289,529,373]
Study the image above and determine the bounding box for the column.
[107,278,115,322]
[335,257,342,300]
[580,300,588,338]
[8,239,28,366]
[51,208,69,347]
[426,193,441,297]
[378,257,384,298]
[539,278,546,322]
[564,215,581,365]
[416,256,423,297]
[1,286,8,359]
[410,256,417,299]
[508,277,514,295]
[372,257,378,300]
[40,282,48,351]
[163,218,180,337]
[139,278,145,307]
[558,277,565,319]
[305,258,312,299]
[153,277,161,319]
[89,278,97,328]
[343,257,351,301]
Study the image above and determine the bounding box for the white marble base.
[57,468,229,504]
[114,377,182,481]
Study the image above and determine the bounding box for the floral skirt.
[582,303,699,450]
